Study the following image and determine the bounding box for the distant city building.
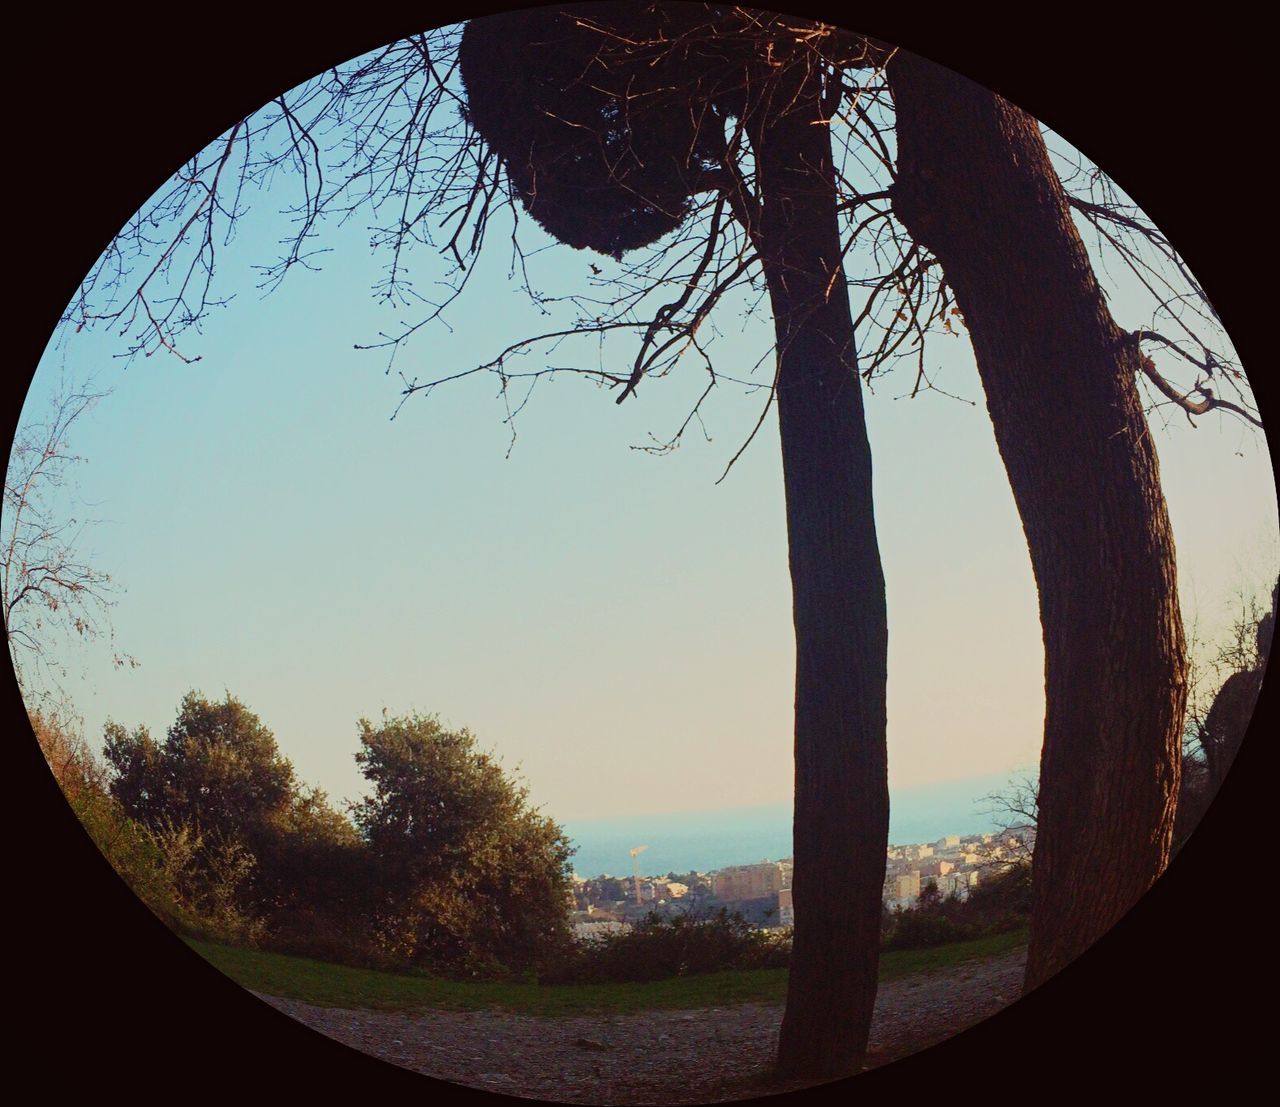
[570,827,1016,920]
[777,887,794,927]
[712,861,785,902]
[893,871,921,901]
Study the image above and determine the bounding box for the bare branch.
[4,381,136,710]
[1133,332,1263,429]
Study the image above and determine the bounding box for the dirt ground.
[256,946,1027,1104]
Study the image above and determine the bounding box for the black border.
[11,5,1273,1102]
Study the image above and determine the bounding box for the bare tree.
[886,52,1185,991]
[453,8,890,1077]
[882,47,1263,991]
[3,381,133,710]
[1173,577,1276,852]
[1192,577,1276,790]
[979,774,1038,870]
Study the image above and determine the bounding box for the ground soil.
[256,947,1027,1104]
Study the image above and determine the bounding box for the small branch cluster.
[3,382,135,708]
[1052,147,1257,429]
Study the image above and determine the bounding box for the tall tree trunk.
[744,74,889,1079]
[887,53,1187,991]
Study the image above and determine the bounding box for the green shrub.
[351,712,576,978]
[544,909,791,985]
[962,862,1032,927]
[882,908,976,950]
[33,709,268,945]
[67,775,196,931]
[881,863,1032,951]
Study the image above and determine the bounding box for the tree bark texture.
[887,53,1187,992]
[745,75,889,1078]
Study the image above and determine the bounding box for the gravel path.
[256,948,1025,1103]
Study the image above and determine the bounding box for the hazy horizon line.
[557,766,1037,826]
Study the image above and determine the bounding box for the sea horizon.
[562,769,1029,878]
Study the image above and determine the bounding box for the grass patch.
[188,926,1027,1017]
[877,926,1029,983]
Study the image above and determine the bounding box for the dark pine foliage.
[459,4,744,258]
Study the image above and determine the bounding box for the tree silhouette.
[458,7,890,1074]
[888,50,1194,991]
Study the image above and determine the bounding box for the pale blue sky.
[18,35,1278,822]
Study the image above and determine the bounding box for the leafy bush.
[544,909,791,985]
[963,862,1032,925]
[145,818,266,946]
[58,698,579,978]
[103,691,298,859]
[881,863,1031,951]
[351,712,576,978]
[882,907,976,950]
[32,709,261,943]
[63,769,195,932]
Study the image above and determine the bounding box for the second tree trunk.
[888,52,1187,990]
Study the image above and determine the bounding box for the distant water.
[563,771,1022,878]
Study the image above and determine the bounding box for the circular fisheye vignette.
[17,6,1269,1095]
